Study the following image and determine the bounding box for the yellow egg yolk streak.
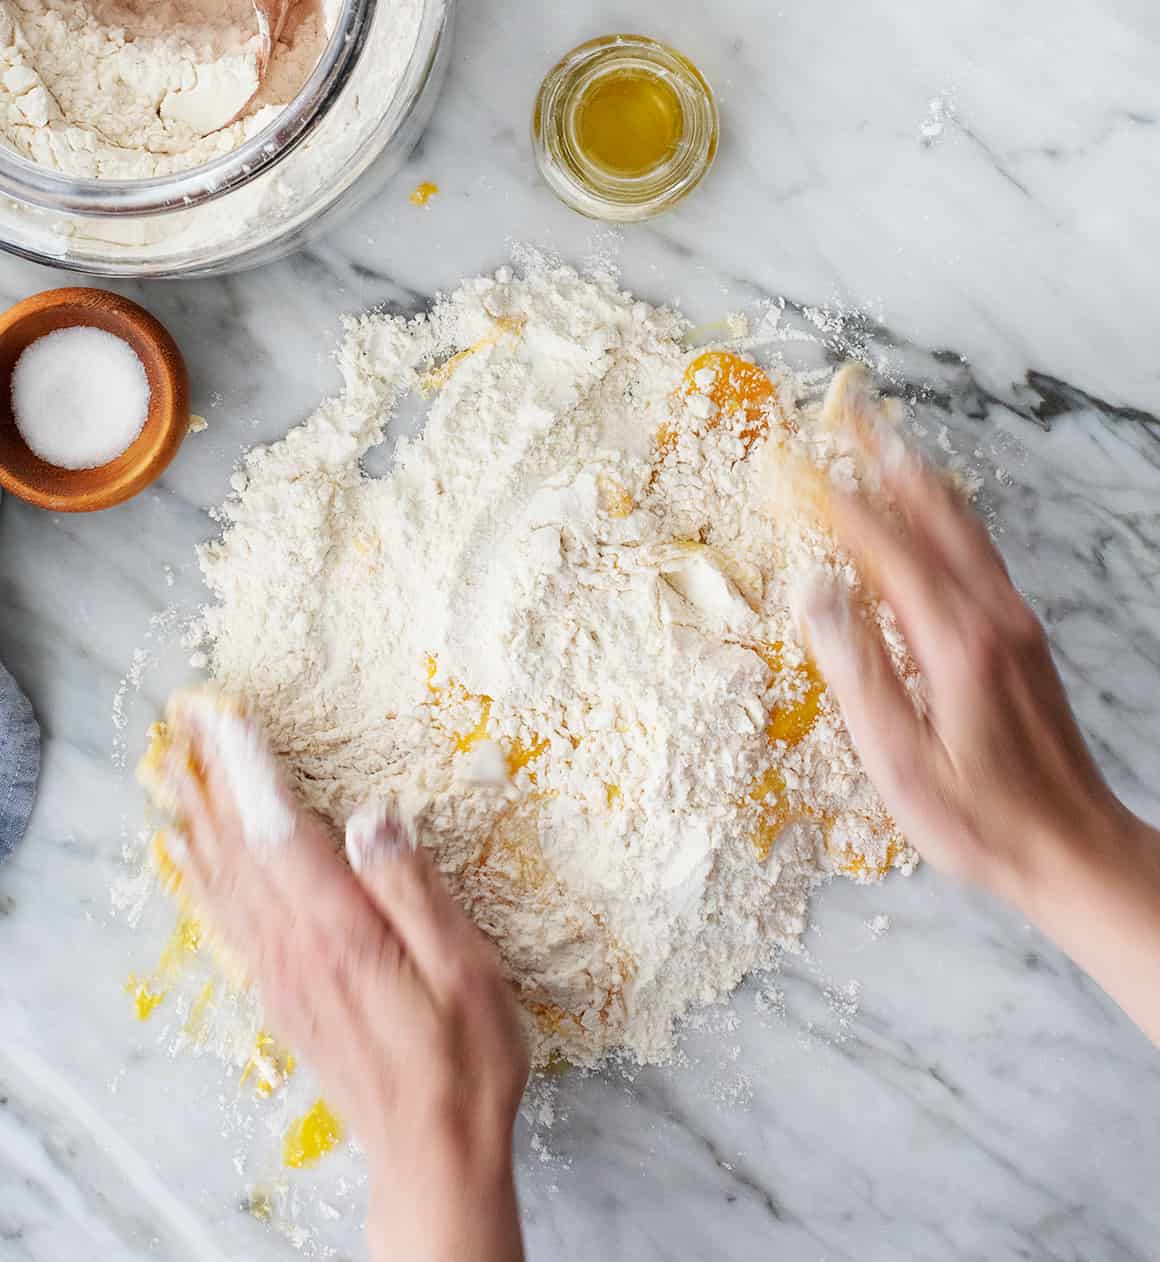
[283,1099,343,1169]
[747,642,828,863]
[681,351,779,449]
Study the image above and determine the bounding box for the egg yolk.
[419,316,526,395]
[452,695,493,753]
[183,980,216,1041]
[242,1031,297,1098]
[682,351,778,447]
[124,910,203,1022]
[597,474,635,518]
[283,1099,343,1169]
[839,839,901,880]
[150,830,183,895]
[747,642,827,861]
[754,641,825,747]
[508,735,549,778]
[125,977,167,1021]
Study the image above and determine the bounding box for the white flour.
[193,260,914,1067]
[920,90,956,145]
[0,0,328,178]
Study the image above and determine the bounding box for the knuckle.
[960,619,1004,675]
[958,601,1046,678]
[440,952,478,1000]
[504,1035,531,1098]
[877,747,916,798]
[1007,602,1047,653]
[433,1000,469,1056]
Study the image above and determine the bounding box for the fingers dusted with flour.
[794,368,1132,895]
[826,487,960,667]
[808,369,1160,1049]
[143,695,529,1262]
[167,691,299,860]
[341,802,527,1262]
[346,805,494,993]
[796,574,933,811]
[160,697,344,936]
[345,804,529,1110]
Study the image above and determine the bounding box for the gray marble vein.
[2,0,1159,1258]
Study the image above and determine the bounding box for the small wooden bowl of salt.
[0,288,189,512]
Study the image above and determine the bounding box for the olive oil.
[533,35,718,222]
[574,69,684,177]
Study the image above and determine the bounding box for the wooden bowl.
[0,288,189,512]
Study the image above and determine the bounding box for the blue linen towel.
[0,659,39,861]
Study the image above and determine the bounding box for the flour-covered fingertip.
[345,802,414,873]
[165,689,296,861]
[791,569,849,643]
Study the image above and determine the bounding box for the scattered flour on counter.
[754,981,786,1020]
[189,259,915,1068]
[920,90,956,145]
[110,604,185,767]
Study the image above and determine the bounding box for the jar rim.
[0,0,374,218]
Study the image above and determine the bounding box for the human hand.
[796,397,1123,905]
[163,696,528,1262]
[796,368,1160,1046]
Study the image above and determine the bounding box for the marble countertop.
[2,1,1159,1258]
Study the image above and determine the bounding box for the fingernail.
[792,572,850,648]
[164,827,189,867]
[344,803,415,873]
[156,744,192,812]
[877,426,910,475]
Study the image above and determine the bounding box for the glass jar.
[532,34,718,223]
[0,0,454,278]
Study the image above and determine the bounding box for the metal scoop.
[252,0,293,81]
[213,0,291,127]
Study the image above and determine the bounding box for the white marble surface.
[2,1,1160,1258]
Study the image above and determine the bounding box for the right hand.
[798,445,1126,905]
[797,374,1160,1047]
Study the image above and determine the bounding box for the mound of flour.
[194,261,913,1067]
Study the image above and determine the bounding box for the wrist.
[1001,797,1153,925]
[367,1134,522,1262]
[367,1122,516,1193]
[996,804,1160,1046]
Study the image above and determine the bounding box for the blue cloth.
[0,659,39,861]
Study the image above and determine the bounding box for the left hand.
[164,697,529,1262]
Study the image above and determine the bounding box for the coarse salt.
[12,326,150,470]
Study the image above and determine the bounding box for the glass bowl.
[0,0,454,278]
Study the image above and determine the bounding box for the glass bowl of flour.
[0,0,451,276]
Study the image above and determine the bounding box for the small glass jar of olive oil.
[532,34,719,223]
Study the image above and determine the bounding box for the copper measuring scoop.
[252,0,293,81]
